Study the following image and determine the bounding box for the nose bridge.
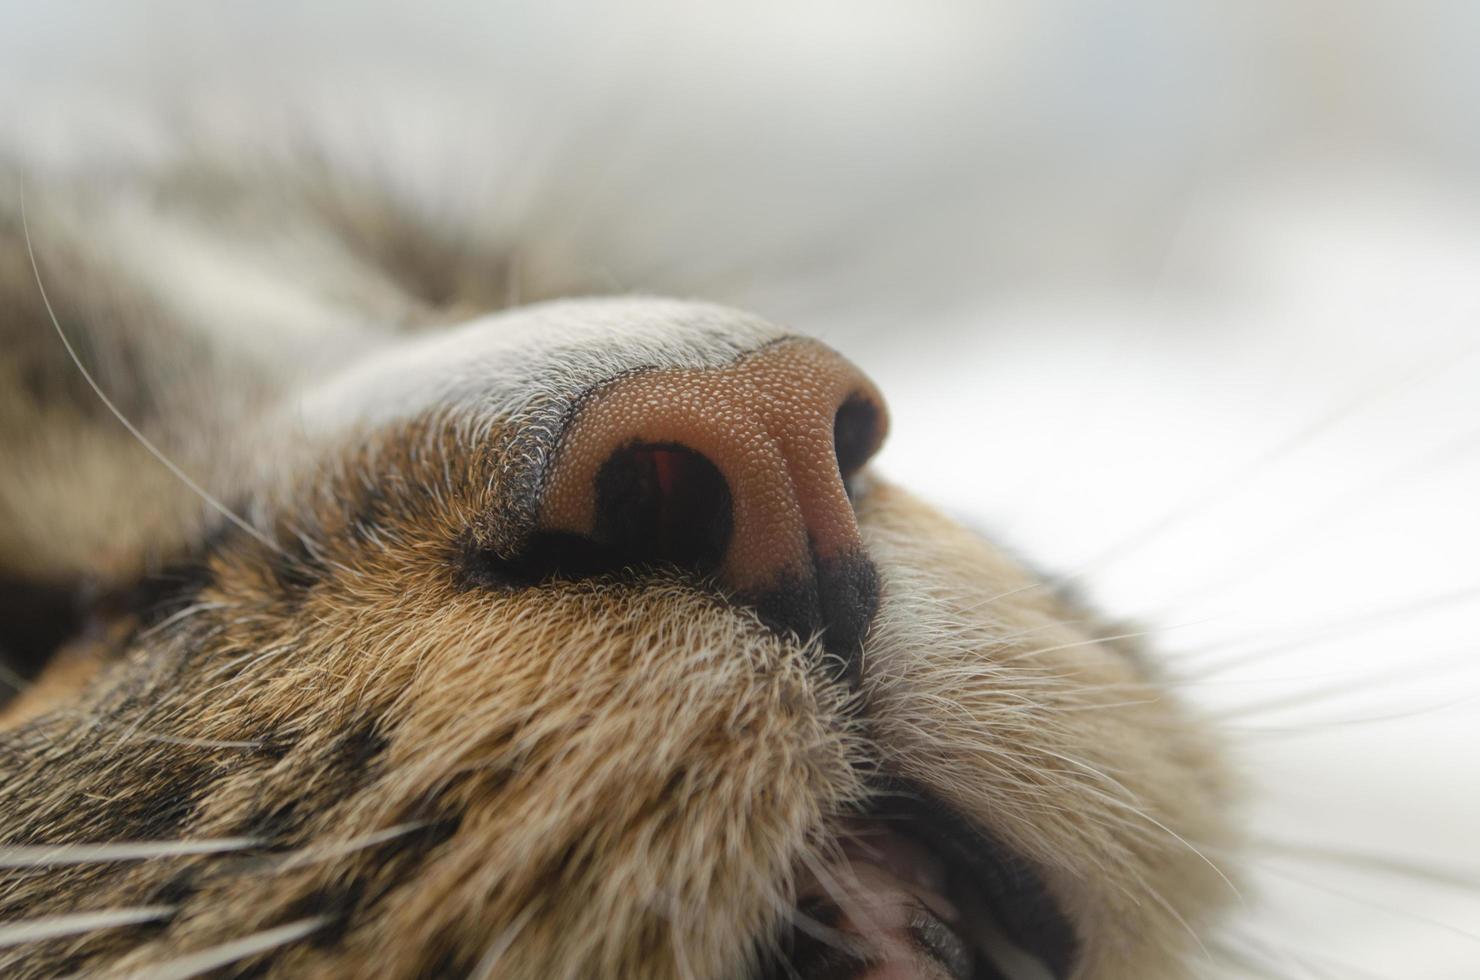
[727,341,881,587]
[536,337,887,676]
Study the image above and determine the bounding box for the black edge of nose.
[743,550,880,689]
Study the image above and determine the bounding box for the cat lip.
[766,786,1078,980]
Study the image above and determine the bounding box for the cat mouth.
[765,789,1077,980]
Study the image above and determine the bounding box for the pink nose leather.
[538,338,888,680]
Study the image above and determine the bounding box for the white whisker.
[0,906,173,948]
[1141,880,1214,964]
[1253,861,1480,944]
[0,837,259,868]
[120,916,326,980]
[277,822,429,870]
[1207,654,1478,721]
[467,905,535,980]
[1217,929,1396,980]
[1229,693,1479,735]
[1206,934,1304,980]
[1184,588,1480,677]
[1093,791,1244,905]
[18,189,283,557]
[1257,840,1480,891]
[1076,344,1471,579]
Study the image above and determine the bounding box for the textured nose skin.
[540,338,888,683]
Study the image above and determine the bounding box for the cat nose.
[538,338,888,685]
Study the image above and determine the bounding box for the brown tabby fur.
[0,156,1238,978]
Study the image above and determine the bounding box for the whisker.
[18,189,283,557]
[0,837,259,868]
[276,822,429,870]
[1156,423,1480,613]
[794,847,887,957]
[1207,654,1479,721]
[1005,625,1174,664]
[1217,929,1396,980]
[0,906,174,948]
[1183,588,1480,678]
[1169,646,1476,695]
[1256,840,1480,891]
[1253,861,1480,944]
[1140,879,1213,965]
[1074,343,1473,579]
[1227,692,1479,735]
[1091,791,1244,905]
[1205,934,1305,980]
[467,905,535,980]
[956,580,1052,614]
[120,916,326,980]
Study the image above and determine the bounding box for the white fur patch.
[285,296,788,440]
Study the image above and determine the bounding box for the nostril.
[458,442,734,591]
[594,442,732,574]
[833,393,885,481]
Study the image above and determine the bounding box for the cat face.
[1,294,1238,979]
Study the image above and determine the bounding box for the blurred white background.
[4,2,1478,975]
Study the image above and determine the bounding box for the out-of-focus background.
[4,2,1478,975]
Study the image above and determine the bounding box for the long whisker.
[1256,840,1480,891]
[1206,933,1305,980]
[1182,587,1480,678]
[1090,790,1244,905]
[1074,343,1473,579]
[276,822,429,871]
[1217,929,1396,980]
[1139,879,1213,964]
[1156,423,1480,613]
[467,905,535,980]
[122,916,326,980]
[18,189,282,557]
[0,906,174,949]
[1207,654,1479,721]
[1253,861,1480,944]
[1227,692,1479,735]
[0,837,259,868]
